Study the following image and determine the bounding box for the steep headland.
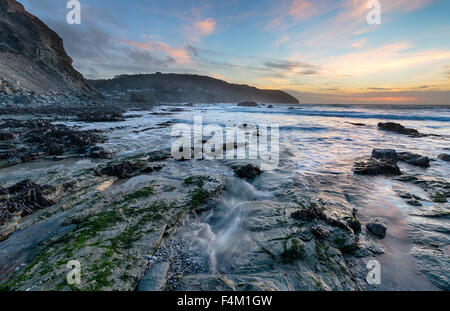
[88,73,300,104]
[0,0,94,100]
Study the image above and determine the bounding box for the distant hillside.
[88,73,299,104]
[0,0,93,96]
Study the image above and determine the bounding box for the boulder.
[353,158,402,176]
[372,149,398,162]
[234,164,262,179]
[438,154,450,162]
[397,152,430,168]
[378,122,423,137]
[366,219,387,238]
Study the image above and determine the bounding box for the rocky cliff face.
[89,73,300,104]
[0,0,92,96]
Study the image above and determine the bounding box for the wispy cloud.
[121,40,192,63]
[274,34,290,47]
[194,18,216,35]
[351,38,367,48]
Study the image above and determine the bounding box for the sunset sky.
[21,0,450,104]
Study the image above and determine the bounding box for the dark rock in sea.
[397,152,430,168]
[366,219,387,238]
[372,149,398,162]
[0,133,15,141]
[237,101,259,107]
[378,122,424,137]
[86,146,113,159]
[438,154,450,162]
[406,200,422,206]
[234,164,262,179]
[347,122,366,126]
[267,105,274,108]
[157,121,175,128]
[353,158,402,176]
[431,192,447,203]
[98,160,145,179]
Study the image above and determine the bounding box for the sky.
[20,0,450,105]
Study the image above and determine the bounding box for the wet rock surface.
[234,164,262,179]
[372,149,398,162]
[397,152,430,168]
[0,179,56,240]
[378,122,425,137]
[438,153,450,162]
[0,119,106,166]
[366,219,387,238]
[353,158,402,176]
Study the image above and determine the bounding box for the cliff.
[0,0,92,96]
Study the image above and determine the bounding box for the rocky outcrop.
[88,73,300,104]
[0,0,93,96]
[372,149,398,162]
[397,152,430,168]
[0,119,106,166]
[378,122,424,137]
[353,158,402,176]
[0,179,56,239]
[438,154,450,162]
[354,148,433,175]
[98,161,146,179]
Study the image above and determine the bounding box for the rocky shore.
[0,112,448,291]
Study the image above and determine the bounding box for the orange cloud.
[194,18,216,35]
[350,38,367,48]
[289,1,317,19]
[323,43,450,76]
[122,40,191,63]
